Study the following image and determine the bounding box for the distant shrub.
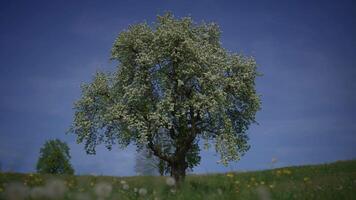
[36,139,74,175]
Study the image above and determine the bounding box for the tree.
[70,13,260,183]
[36,139,74,175]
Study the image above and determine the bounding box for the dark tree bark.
[170,159,188,184]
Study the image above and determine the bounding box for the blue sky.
[0,0,355,176]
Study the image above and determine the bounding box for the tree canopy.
[36,139,74,175]
[71,13,260,182]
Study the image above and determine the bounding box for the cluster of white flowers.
[72,13,260,168]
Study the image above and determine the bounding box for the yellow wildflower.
[283,169,292,175]
[226,173,234,178]
[260,181,265,185]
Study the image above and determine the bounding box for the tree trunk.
[170,159,188,185]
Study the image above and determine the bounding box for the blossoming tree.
[70,13,260,183]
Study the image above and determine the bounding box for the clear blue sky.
[0,0,355,176]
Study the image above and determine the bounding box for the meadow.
[0,159,355,200]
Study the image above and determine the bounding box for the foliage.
[70,13,260,182]
[36,139,74,175]
[0,160,355,199]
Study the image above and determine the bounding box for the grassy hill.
[0,159,355,200]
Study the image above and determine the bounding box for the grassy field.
[0,159,355,200]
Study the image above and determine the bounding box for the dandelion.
[236,187,240,193]
[226,173,234,178]
[303,177,310,182]
[256,186,271,200]
[139,188,147,196]
[122,183,129,190]
[134,187,138,192]
[65,178,77,189]
[269,184,275,189]
[235,180,240,184]
[217,188,223,195]
[170,188,176,194]
[45,179,67,199]
[94,182,112,199]
[90,182,95,187]
[166,177,176,186]
[30,187,46,199]
[260,181,265,185]
[120,180,126,185]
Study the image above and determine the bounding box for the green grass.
[0,159,355,200]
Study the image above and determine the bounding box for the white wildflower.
[45,179,67,199]
[138,188,147,196]
[94,182,112,199]
[165,177,176,186]
[256,186,271,200]
[122,183,129,190]
[30,187,46,199]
